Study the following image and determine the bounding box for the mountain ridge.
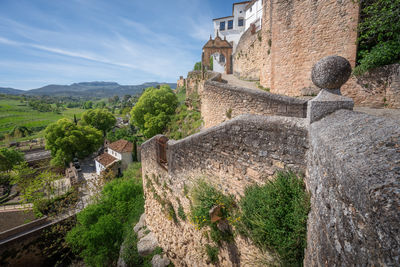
[0,81,177,98]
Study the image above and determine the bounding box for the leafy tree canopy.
[0,147,24,172]
[45,118,103,166]
[355,0,400,75]
[81,108,116,136]
[193,61,202,71]
[130,85,178,138]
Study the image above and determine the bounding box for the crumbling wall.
[201,78,307,128]
[305,109,400,266]
[342,64,400,108]
[141,114,309,266]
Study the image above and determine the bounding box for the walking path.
[221,74,259,90]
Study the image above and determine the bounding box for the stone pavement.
[221,74,259,90]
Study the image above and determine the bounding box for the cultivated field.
[0,96,85,145]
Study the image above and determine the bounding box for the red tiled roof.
[108,139,134,153]
[96,153,118,167]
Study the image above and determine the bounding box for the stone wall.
[202,77,307,128]
[342,64,400,108]
[260,0,359,96]
[232,0,359,96]
[185,71,216,98]
[141,114,309,266]
[233,28,264,81]
[176,76,185,88]
[305,109,400,266]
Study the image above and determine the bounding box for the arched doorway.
[202,33,233,74]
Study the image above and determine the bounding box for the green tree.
[355,0,400,75]
[81,108,117,136]
[45,118,103,166]
[130,85,178,138]
[193,61,202,71]
[0,148,24,172]
[82,101,93,109]
[209,56,213,70]
[10,162,35,196]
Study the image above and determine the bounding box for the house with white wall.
[211,1,263,72]
[95,139,133,176]
[245,0,263,32]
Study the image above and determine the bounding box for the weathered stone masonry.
[141,115,308,266]
[143,57,400,266]
[202,73,308,128]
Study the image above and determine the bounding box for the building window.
[238,18,244,27]
[220,21,225,31]
[228,20,233,30]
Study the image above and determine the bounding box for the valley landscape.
[0,0,399,267]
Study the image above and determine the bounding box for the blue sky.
[0,0,235,90]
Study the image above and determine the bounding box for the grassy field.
[0,96,85,144]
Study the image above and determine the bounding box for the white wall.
[245,0,263,31]
[211,53,225,73]
[95,160,105,175]
[213,3,247,53]
[108,148,122,160]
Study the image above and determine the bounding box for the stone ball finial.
[311,55,351,93]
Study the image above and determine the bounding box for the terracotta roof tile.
[108,139,134,153]
[96,153,118,167]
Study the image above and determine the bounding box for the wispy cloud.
[0,0,215,89]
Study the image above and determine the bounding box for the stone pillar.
[307,56,354,123]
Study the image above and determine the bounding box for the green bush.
[355,0,400,75]
[205,244,219,263]
[238,171,310,266]
[66,163,144,267]
[165,92,203,140]
[190,180,236,247]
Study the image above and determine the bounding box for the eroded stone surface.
[137,232,159,257]
[306,109,400,266]
[151,254,171,267]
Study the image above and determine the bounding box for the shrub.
[354,0,400,75]
[205,244,219,263]
[238,171,310,266]
[177,204,186,221]
[66,163,144,267]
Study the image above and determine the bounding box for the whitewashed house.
[95,139,133,176]
[245,0,263,32]
[213,1,249,53]
[211,1,263,72]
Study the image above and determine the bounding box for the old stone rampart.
[233,27,264,81]
[185,71,217,98]
[306,109,400,266]
[202,74,307,128]
[142,57,400,266]
[342,63,400,108]
[141,114,308,266]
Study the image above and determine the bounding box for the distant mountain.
[0,87,25,95]
[0,81,177,98]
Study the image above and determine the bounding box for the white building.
[95,139,133,176]
[245,0,263,32]
[211,1,263,72]
[213,1,249,53]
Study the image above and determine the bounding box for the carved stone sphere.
[311,55,352,89]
